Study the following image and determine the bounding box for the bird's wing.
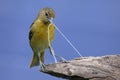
[29,22,34,41]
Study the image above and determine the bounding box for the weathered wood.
[42,55,120,80]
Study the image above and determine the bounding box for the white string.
[48,19,83,57]
[48,23,57,63]
[53,24,83,57]
[48,23,51,49]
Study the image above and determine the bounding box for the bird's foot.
[55,55,68,63]
[59,57,68,63]
[39,63,45,71]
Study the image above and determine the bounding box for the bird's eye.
[45,12,49,17]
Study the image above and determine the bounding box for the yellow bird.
[29,7,57,70]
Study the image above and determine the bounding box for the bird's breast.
[30,23,55,51]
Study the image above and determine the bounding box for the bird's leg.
[49,46,57,63]
[38,52,45,71]
[49,46,68,63]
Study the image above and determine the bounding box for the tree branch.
[42,55,120,80]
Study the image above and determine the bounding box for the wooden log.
[42,55,120,80]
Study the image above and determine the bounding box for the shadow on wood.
[42,55,120,80]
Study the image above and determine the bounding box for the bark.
[42,55,120,80]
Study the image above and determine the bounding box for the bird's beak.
[48,18,53,23]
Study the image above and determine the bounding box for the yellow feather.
[29,7,55,68]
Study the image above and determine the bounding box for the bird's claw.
[59,57,68,63]
[39,63,45,71]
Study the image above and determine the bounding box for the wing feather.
[29,22,34,41]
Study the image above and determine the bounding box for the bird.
[29,7,57,70]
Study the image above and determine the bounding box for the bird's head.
[38,7,55,24]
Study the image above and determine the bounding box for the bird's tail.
[30,53,39,68]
